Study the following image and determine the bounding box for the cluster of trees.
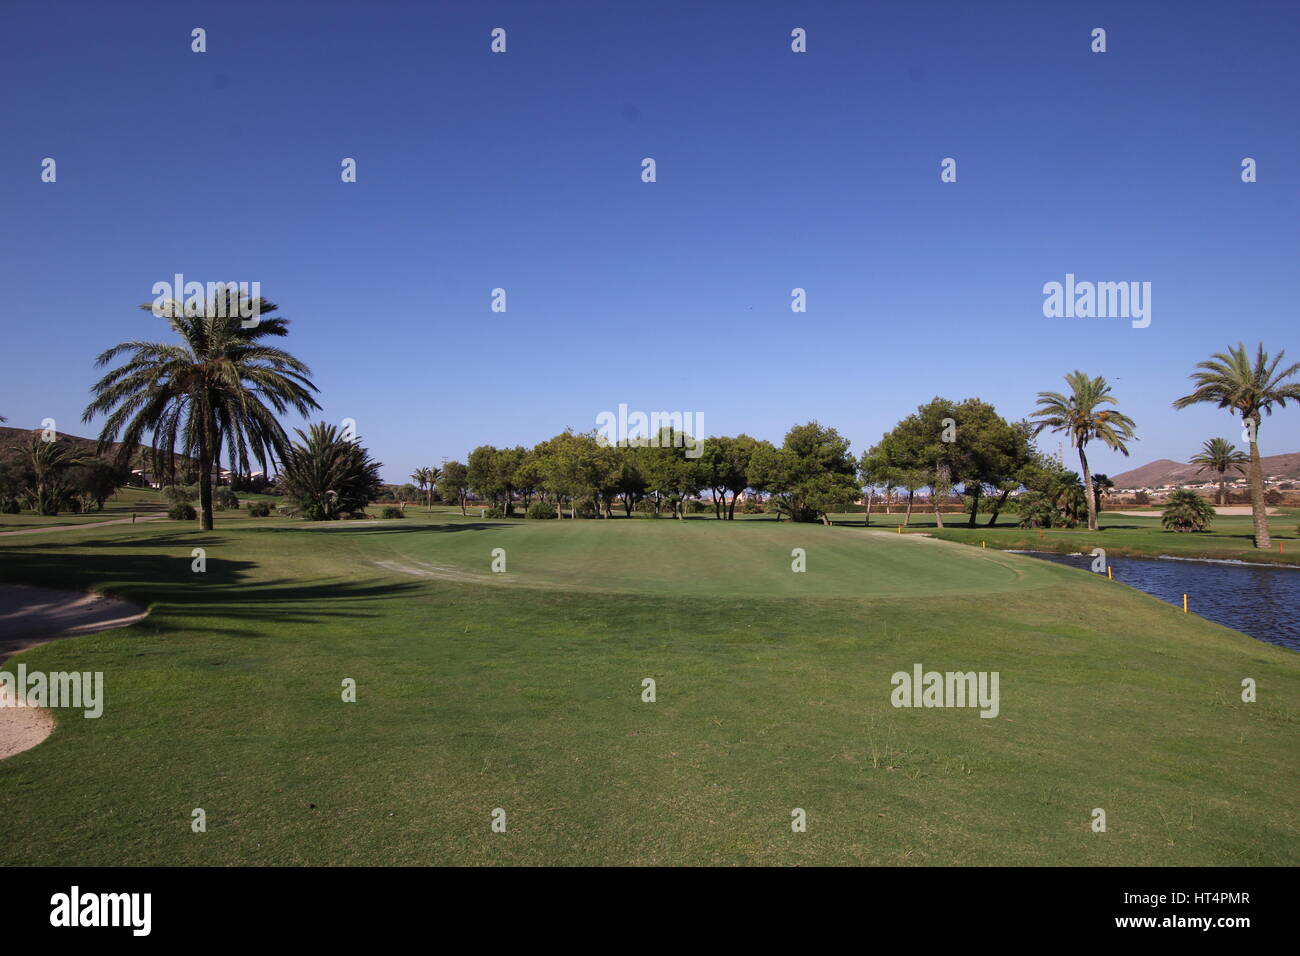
[0,433,128,515]
[435,423,859,523]
[68,291,1297,551]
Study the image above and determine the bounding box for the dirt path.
[0,585,148,760]
[0,512,167,536]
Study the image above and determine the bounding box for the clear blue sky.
[2,0,1297,483]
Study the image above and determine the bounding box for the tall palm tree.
[83,291,320,530]
[411,467,430,507]
[426,466,441,509]
[1173,343,1300,548]
[1189,437,1250,506]
[1030,371,1137,531]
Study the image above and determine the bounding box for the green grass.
[0,512,1296,865]
[0,486,167,529]
[825,508,1300,566]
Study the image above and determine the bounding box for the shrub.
[483,505,507,518]
[527,501,557,519]
[1,499,20,514]
[1133,490,1150,505]
[163,484,198,505]
[277,422,384,520]
[573,497,599,518]
[381,506,405,519]
[215,487,240,510]
[1161,489,1215,533]
[168,502,198,521]
[246,500,271,517]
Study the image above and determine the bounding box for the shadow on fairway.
[0,538,427,638]
[252,521,520,536]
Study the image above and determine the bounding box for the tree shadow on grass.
[235,521,521,538]
[0,538,428,638]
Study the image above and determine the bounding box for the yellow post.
[1107,566,1112,580]
[982,541,986,548]
[1183,593,1188,613]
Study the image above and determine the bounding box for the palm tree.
[24,432,87,515]
[1030,371,1137,532]
[1173,343,1300,549]
[280,423,384,520]
[1090,473,1114,516]
[82,291,320,530]
[1161,489,1216,533]
[411,467,431,508]
[1189,437,1250,506]
[426,466,441,509]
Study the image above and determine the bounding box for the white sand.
[0,585,147,760]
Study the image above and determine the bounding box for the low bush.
[162,484,198,505]
[246,500,272,517]
[527,501,557,519]
[215,487,240,510]
[168,502,197,521]
[381,506,405,519]
[1161,489,1215,533]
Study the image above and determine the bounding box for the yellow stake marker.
[982,541,986,548]
[1107,566,1112,580]
[1183,593,1188,613]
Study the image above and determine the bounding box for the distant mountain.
[0,425,198,469]
[1111,452,1300,489]
[0,425,114,457]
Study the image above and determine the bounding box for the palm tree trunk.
[198,451,214,531]
[904,491,914,527]
[1248,429,1271,548]
[1218,477,1226,506]
[1078,443,1098,532]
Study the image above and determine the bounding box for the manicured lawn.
[828,509,1300,566]
[0,513,1296,865]
[0,486,168,529]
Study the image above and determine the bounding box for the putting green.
[297,517,1062,598]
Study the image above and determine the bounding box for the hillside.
[0,425,197,469]
[1112,451,1300,488]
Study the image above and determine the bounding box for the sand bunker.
[0,585,147,760]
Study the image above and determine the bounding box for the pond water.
[1011,551,1300,652]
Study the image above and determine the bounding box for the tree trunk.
[987,488,1011,526]
[904,491,914,528]
[198,417,214,531]
[728,493,737,520]
[1078,443,1097,532]
[1248,425,1270,548]
[966,487,981,528]
[1217,477,1226,506]
[864,489,872,526]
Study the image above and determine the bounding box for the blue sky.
[2,0,1297,483]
